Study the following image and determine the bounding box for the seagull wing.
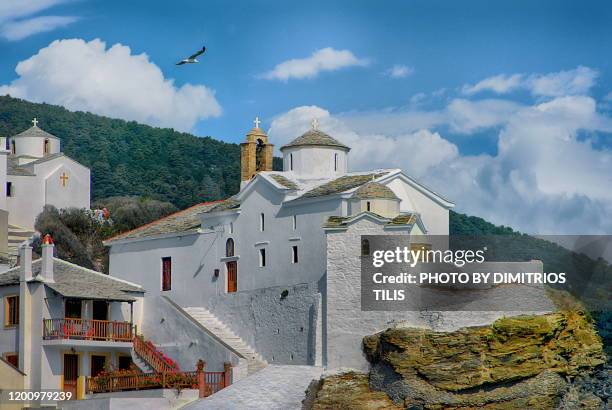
[188,46,206,60]
[176,60,187,65]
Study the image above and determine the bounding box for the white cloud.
[261,47,369,82]
[462,66,598,98]
[269,95,612,234]
[0,0,77,41]
[0,38,222,131]
[1,15,77,40]
[386,64,414,79]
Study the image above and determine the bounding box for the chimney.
[41,234,54,282]
[19,243,33,282]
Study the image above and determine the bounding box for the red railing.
[42,318,133,342]
[132,336,177,373]
[86,368,228,397]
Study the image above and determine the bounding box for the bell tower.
[240,117,274,186]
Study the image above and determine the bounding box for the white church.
[0,119,90,257]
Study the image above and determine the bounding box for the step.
[183,307,267,376]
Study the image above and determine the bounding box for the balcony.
[42,318,134,343]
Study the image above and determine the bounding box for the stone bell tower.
[240,117,274,187]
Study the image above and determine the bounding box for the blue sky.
[1,0,611,234]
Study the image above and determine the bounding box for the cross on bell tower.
[32,118,39,127]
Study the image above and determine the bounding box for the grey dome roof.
[280,129,349,151]
[12,125,59,140]
[352,182,398,200]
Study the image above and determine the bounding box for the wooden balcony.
[42,318,134,342]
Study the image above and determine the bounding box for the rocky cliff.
[306,311,607,409]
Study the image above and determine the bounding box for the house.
[0,118,91,259]
[103,119,456,372]
[0,237,144,400]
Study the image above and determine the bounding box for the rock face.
[306,311,606,409]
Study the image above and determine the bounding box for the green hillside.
[0,95,245,208]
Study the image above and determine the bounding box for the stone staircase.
[130,347,155,373]
[183,307,267,375]
[7,224,35,260]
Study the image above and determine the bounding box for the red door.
[227,261,237,293]
[63,354,79,399]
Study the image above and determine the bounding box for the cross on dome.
[254,116,261,129]
[32,117,39,127]
[311,118,319,130]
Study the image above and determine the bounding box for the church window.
[162,257,172,291]
[43,139,50,155]
[228,222,234,234]
[4,295,19,326]
[259,248,266,267]
[260,213,265,232]
[334,153,338,171]
[290,153,293,171]
[11,140,15,155]
[6,182,12,197]
[255,139,265,171]
[292,215,297,230]
[226,238,235,257]
[361,239,370,256]
[292,246,298,264]
[366,201,371,212]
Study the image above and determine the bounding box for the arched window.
[255,139,265,172]
[11,140,15,155]
[361,239,370,256]
[43,139,50,155]
[226,238,235,257]
[290,153,293,171]
[334,153,338,171]
[260,213,265,231]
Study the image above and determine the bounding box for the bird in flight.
[176,46,206,65]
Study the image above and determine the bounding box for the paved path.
[183,365,323,410]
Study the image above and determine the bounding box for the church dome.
[280,129,350,151]
[352,182,398,200]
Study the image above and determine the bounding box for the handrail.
[132,336,177,373]
[42,318,133,342]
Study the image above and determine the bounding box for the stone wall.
[205,281,323,365]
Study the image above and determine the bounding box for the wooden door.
[63,354,79,398]
[227,261,237,293]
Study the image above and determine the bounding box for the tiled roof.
[280,129,349,151]
[0,259,143,301]
[352,182,398,200]
[323,211,419,228]
[27,152,65,165]
[104,198,240,244]
[7,157,35,176]
[12,125,59,140]
[301,172,389,199]
[269,174,299,190]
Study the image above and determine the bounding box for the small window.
[290,153,293,171]
[334,153,338,171]
[64,299,82,319]
[361,239,370,256]
[43,139,50,155]
[11,140,15,155]
[226,238,235,257]
[228,222,234,234]
[260,213,265,232]
[4,353,18,368]
[366,201,371,212]
[292,246,298,264]
[6,182,12,197]
[292,215,297,230]
[259,248,266,267]
[4,296,19,327]
[162,257,172,291]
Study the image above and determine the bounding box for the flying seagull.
[176,46,206,65]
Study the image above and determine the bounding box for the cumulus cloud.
[261,47,369,82]
[385,64,414,79]
[0,0,77,41]
[269,95,612,234]
[462,66,598,97]
[0,38,222,131]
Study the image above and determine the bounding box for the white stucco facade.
[3,123,90,231]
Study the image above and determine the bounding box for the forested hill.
[0,95,243,208]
